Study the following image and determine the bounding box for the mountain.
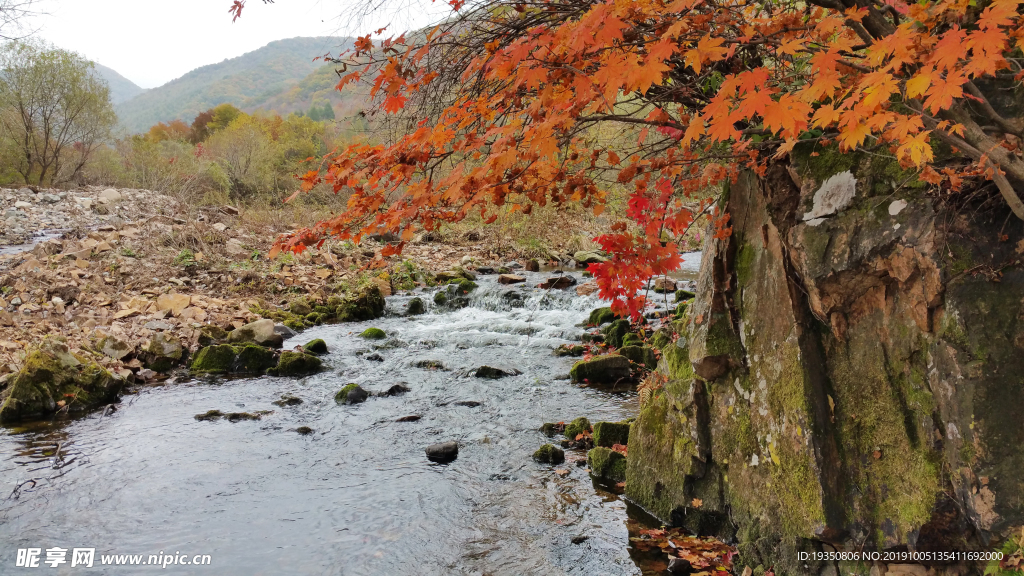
[114,37,354,133]
[93,63,146,104]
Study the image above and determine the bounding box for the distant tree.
[206,103,242,132]
[306,101,334,122]
[146,119,191,143]
[206,113,275,196]
[0,0,36,41]
[0,40,116,185]
[190,109,215,143]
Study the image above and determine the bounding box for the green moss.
[588,307,617,326]
[233,345,277,374]
[593,421,631,447]
[303,339,328,355]
[190,344,237,374]
[674,301,689,319]
[602,318,631,348]
[334,383,360,403]
[407,297,425,315]
[735,241,757,286]
[197,325,228,347]
[554,344,585,357]
[675,290,695,302]
[565,417,592,439]
[569,354,632,384]
[621,333,644,347]
[447,278,478,295]
[289,299,312,316]
[269,351,323,377]
[619,345,657,369]
[533,444,565,464]
[433,291,448,306]
[588,447,627,482]
[359,327,387,340]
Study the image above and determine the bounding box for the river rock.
[156,293,191,316]
[381,383,410,396]
[593,421,631,447]
[570,355,631,384]
[407,297,425,315]
[565,417,592,440]
[144,332,184,372]
[335,383,368,404]
[533,444,565,464]
[498,274,526,285]
[652,277,678,293]
[554,344,585,357]
[98,188,122,203]
[190,344,237,374]
[475,365,520,378]
[228,319,284,349]
[525,259,540,272]
[197,325,229,346]
[601,318,631,347]
[573,250,607,265]
[588,307,617,326]
[272,395,303,407]
[269,351,322,376]
[233,345,277,374]
[144,320,175,331]
[95,334,132,360]
[618,345,656,370]
[425,441,459,463]
[587,447,626,482]
[539,275,577,289]
[0,337,123,422]
[273,323,298,338]
[359,327,386,340]
[303,339,328,355]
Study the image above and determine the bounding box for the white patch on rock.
[803,171,857,221]
[888,199,908,216]
[751,454,759,466]
[893,223,901,230]
[806,217,826,227]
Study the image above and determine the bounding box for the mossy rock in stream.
[447,278,478,295]
[190,344,237,374]
[570,355,632,384]
[233,345,278,374]
[554,344,585,357]
[407,297,425,315]
[601,319,631,348]
[675,289,696,302]
[359,327,387,340]
[143,332,185,373]
[303,339,328,355]
[533,444,566,464]
[268,351,322,377]
[335,383,368,404]
[588,307,617,326]
[197,325,229,347]
[588,446,627,482]
[618,345,657,370]
[593,421,631,448]
[433,291,448,306]
[621,333,644,348]
[565,417,592,439]
[334,284,387,322]
[288,299,313,316]
[0,336,123,423]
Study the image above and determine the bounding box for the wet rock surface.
[425,441,459,463]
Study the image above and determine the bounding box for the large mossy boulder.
[190,344,237,374]
[588,447,626,482]
[533,444,565,464]
[593,421,631,448]
[0,337,123,423]
[335,284,386,322]
[233,345,277,374]
[359,327,386,340]
[197,325,228,347]
[625,162,1024,571]
[569,355,631,384]
[587,307,616,326]
[268,351,322,377]
[618,345,657,370]
[601,318,631,348]
[407,297,425,315]
[564,417,592,439]
[227,319,284,349]
[303,339,328,355]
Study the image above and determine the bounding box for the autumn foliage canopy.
[244,0,1024,318]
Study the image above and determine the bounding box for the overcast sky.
[25,0,444,89]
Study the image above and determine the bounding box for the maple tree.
[238,0,1024,318]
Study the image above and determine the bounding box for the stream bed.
[1,260,700,575]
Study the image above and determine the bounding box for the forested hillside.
[93,63,146,104]
[114,36,354,132]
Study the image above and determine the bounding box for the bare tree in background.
[0,0,37,40]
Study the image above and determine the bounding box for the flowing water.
[1,259,700,575]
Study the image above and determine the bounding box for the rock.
[593,421,631,447]
[197,325,229,346]
[581,333,605,344]
[190,344,237,374]
[533,444,566,464]
[211,222,228,232]
[233,345,277,374]
[407,297,425,315]
[571,535,589,544]
[498,274,526,284]
[289,300,313,316]
[675,289,696,302]
[396,415,422,422]
[504,261,522,269]
[587,446,626,482]
[454,400,481,407]
[565,417,592,439]
[425,441,459,463]
[14,200,31,208]
[570,355,632,384]
[156,293,191,316]
[461,255,474,265]
[0,337,123,423]
[574,250,607,265]
[601,318,631,348]
[539,276,577,289]
[295,426,314,435]
[220,205,239,216]
[554,344,585,357]
[144,332,184,372]
[475,266,495,274]
[99,188,122,203]
[540,422,565,436]
[273,323,298,339]
[335,383,368,404]
[588,307,617,326]
[381,383,411,396]
[303,339,328,355]
[194,409,224,421]
[576,282,600,296]
[269,351,322,377]
[359,327,386,340]
[144,320,175,331]
[228,319,284,349]
[225,238,246,255]
[447,278,478,295]
[475,365,520,378]
[525,259,541,272]
[272,395,303,407]
[667,557,692,574]
[618,346,656,369]
[433,291,448,306]
[365,353,385,362]
[621,333,644,347]
[413,359,445,370]
[194,410,267,422]
[96,334,133,360]
[652,277,678,293]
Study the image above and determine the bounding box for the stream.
[1,257,701,575]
